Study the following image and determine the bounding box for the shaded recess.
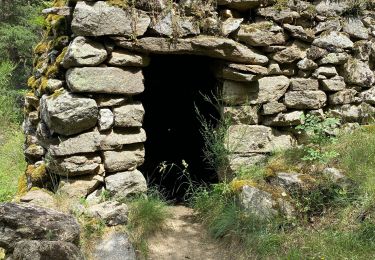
[139,55,220,201]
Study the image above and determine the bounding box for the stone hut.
[23,0,375,200]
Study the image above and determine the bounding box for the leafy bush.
[296,114,340,162]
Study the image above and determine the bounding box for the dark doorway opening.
[139,55,220,202]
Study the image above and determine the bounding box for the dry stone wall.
[23,0,375,196]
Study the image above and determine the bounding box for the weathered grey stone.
[20,190,56,209]
[272,41,308,64]
[318,52,349,65]
[267,62,296,76]
[0,203,80,252]
[114,36,269,64]
[306,46,328,60]
[47,154,102,176]
[45,79,64,93]
[312,31,354,50]
[98,108,114,131]
[42,6,71,16]
[322,167,347,183]
[221,68,259,82]
[284,91,327,109]
[297,58,318,70]
[283,24,314,42]
[95,96,127,107]
[114,102,145,128]
[217,0,261,10]
[105,170,147,199]
[312,66,338,79]
[236,22,288,47]
[342,58,375,88]
[321,78,346,91]
[239,185,277,218]
[227,125,295,153]
[40,91,98,136]
[103,145,145,173]
[290,78,319,91]
[71,1,150,37]
[66,67,144,95]
[329,89,357,105]
[263,111,304,126]
[228,154,267,175]
[271,172,303,190]
[99,128,147,151]
[315,0,348,17]
[226,63,268,75]
[24,144,45,160]
[93,232,136,260]
[12,240,83,260]
[62,36,107,68]
[353,40,373,61]
[58,175,102,199]
[315,19,342,34]
[262,102,286,115]
[221,18,243,36]
[328,103,375,122]
[223,106,259,124]
[49,131,101,156]
[222,76,289,105]
[257,7,300,23]
[150,12,200,37]
[359,87,375,105]
[108,50,150,67]
[86,201,128,226]
[343,18,368,40]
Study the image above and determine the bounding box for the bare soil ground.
[147,206,229,260]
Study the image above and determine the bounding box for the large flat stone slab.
[114,36,268,64]
[66,67,144,95]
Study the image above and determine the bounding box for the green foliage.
[296,114,340,162]
[0,125,26,202]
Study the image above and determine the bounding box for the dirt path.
[147,206,227,260]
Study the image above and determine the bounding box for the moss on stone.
[106,0,129,9]
[53,0,67,7]
[26,163,47,183]
[34,42,49,54]
[17,174,28,196]
[27,76,37,89]
[229,179,256,192]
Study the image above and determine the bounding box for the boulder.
[47,154,102,176]
[0,203,80,252]
[221,18,243,36]
[20,189,56,209]
[227,154,267,175]
[315,0,348,16]
[86,201,128,226]
[257,7,300,24]
[99,128,147,151]
[284,91,327,109]
[150,12,200,37]
[315,19,342,34]
[283,24,314,42]
[24,144,45,161]
[306,46,328,61]
[113,102,145,128]
[227,125,295,153]
[239,185,277,218]
[114,36,269,64]
[222,76,290,105]
[40,91,98,136]
[58,175,103,199]
[343,18,368,40]
[270,172,303,191]
[66,67,144,95]
[93,232,136,260]
[271,40,309,64]
[62,36,107,68]
[262,102,286,115]
[71,1,150,37]
[290,78,319,91]
[108,50,150,67]
[98,108,114,131]
[223,106,259,124]
[329,89,357,105]
[321,78,346,92]
[105,170,147,199]
[312,66,338,79]
[263,111,304,127]
[342,58,375,88]
[236,22,288,47]
[297,58,318,71]
[103,145,145,173]
[318,52,349,65]
[12,240,83,260]
[312,31,354,50]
